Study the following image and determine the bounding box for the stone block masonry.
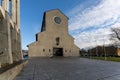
[0,0,23,65]
[28,9,80,57]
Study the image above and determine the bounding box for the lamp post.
[103,27,107,60]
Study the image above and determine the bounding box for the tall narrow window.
[9,0,12,16]
[49,49,51,52]
[43,49,45,52]
[56,37,60,45]
[36,34,38,41]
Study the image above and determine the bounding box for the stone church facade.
[0,0,22,65]
[28,9,80,57]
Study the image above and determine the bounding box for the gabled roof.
[45,9,69,20]
[41,9,69,32]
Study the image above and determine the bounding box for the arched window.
[56,37,60,45]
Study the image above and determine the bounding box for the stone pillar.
[11,0,22,61]
[11,0,16,24]
[1,0,8,11]
[5,12,13,64]
[10,27,17,62]
[18,32,23,60]
[16,0,20,30]
[0,12,13,64]
[16,0,22,60]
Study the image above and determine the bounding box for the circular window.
[54,17,61,24]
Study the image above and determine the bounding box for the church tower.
[0,0,22,65]
[28,9,80,57]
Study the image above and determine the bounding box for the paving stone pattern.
[14,57,120,80]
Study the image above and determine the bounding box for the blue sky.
[20,0,120,50]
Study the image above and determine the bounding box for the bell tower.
[0,0,22,65]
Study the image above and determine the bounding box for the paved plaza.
[14,57,120,80]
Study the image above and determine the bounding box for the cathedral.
[0,0,22,65]
[28,9,80,57]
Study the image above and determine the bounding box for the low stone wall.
[0,61,28,80]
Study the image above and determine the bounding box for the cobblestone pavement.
[14,57,120,80]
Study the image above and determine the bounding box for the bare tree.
[110,27,120,45]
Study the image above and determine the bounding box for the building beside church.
[28,9,80,57]
[80,45,120,57]
[0,0,22,66]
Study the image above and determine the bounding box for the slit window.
[49,49,51,52]
[56,37,60,45]
[43,49,45,52]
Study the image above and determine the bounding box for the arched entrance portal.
[53,48,63,56]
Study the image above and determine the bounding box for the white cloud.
[111,22,120,28]
[74,28,112,48]
[68,0,120,48]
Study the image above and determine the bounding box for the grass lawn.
[90,57,120,62]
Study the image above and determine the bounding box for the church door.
[53,48,63,56]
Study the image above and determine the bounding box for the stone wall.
[0,0,22,65]
[0,61,28,80]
